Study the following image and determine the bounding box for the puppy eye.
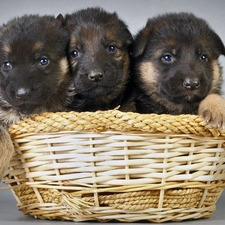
[161,54,174,63]
[200,54,208,62]
[3,61,12,69]
[108,45,117,53]
[70,50,79,58]
[39,57,49,66]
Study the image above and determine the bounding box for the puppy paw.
[198,94,225,130]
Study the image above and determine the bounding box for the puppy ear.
[126,29,134,46]
[219,40,225,56]
[64,14,73,31]
[132,24,151,58]
[212,32,225,56]
[216,38,225,56]
[56,14,66,26]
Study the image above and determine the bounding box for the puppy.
[0,15,72,179]
[65,7,133,111]
[129,12,225,128]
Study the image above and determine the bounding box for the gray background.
[0,0,225,224]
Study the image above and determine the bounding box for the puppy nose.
[88,70,104,82]
[15,88,31,101]
[183,78,200,90]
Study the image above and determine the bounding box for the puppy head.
[132,12,225,104]
[65,7,133,102]
[0,15,70,115]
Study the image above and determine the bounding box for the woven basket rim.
[8,110,225,137]
[5,110,225,222]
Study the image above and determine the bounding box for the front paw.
[198,94,225,130]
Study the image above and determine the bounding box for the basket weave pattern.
[5,110,225,222]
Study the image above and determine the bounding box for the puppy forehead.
[32,41,44,51]
[150,38,210,54]
[70,27,99,48]
[70,25,124,47]
[2,42,11,53]
[8,41,45,55]
[1,41,42,55]
[104,29,124,45]
[70,35,80,47]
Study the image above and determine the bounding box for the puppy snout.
[15,88,31,101]
[183,78,200,90]
[88,70,104,82]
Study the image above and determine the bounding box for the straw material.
[4,110,225,222]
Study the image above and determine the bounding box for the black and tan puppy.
[0,15,72,179]
[65,7,133,111]
[129,12,225,128]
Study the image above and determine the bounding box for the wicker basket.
[4,110,225,222]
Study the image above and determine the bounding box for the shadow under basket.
[4,110,225,222]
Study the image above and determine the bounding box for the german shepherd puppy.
[129,12,225,129]
[0,15,72,179]
[65,7,133,111]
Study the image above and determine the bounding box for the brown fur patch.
[0,14,72,180]
[0,127,14,179]
[65,7,133,112]
[59,57,69,82]
[81,28,100,51]
[70,36,77,46]
[3,42,11,53]
[199,94,225,129]
[211,60,222,93]
[122,53,130,74]
[130,12,225,125]
[139,61,160,86]
[32,41,44,51]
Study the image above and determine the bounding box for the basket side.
[4,130,225,222]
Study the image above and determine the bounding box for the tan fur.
[131,12,225,129]
[139,48,162,81]
[199,94,225,129]
[198,60,225,129]
[211,60,222,93]
[0,127,14,180]
[70,36,78,46]
[122,53,130,76]
[3,43,11,53]
[0,15,72,180]
[139,61,159,87]
[114,55,123,61]
[70,60,78,69]
[78,27,100,52]
[59,57,69,81]
[113,49,126,62]
[32,41,43,51]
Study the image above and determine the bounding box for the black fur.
[0,14,72,179]
[127,12,225,114]
[0,14,72,126]
[65,7,133,111]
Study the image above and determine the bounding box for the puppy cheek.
[59,57,69,82]
[70,60,78,71]
[121,53,130,78]
[211,60,222,92]
[139,61,159,85]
